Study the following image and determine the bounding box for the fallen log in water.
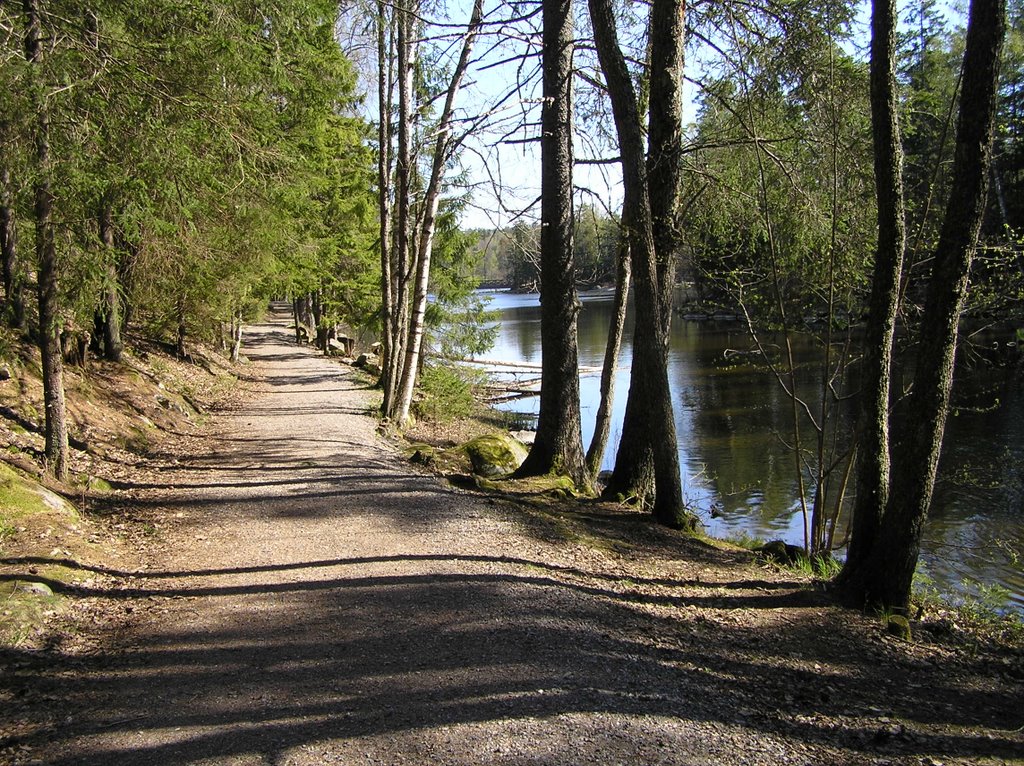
[445,356,604,375]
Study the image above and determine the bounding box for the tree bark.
[377,0,396,403]
[231,311,242,363]
[585,231,630,478]
[312,289,328,352]
[647,0,686,335]
[513,0,587,486]
[1,164,26,331]
[96,198,123,362]
[383,0,416,420]
[395,0,484,426]
[175,297,188,358]
[594,0,690,525]
[588,0,690,527]
[24,0,69,481]
[851,0,1006,612]
[835,0,907,599]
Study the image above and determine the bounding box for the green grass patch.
[117,423,153,455]
[73,474,113,494]
[914,568,1024,646]
[0,463,79,559]
[790,553,843,579]
[0,581,63,646]
[0,517,14,546]
[720,530,765,551]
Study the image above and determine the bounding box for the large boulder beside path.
[464,433,529,478]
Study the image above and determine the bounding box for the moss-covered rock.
[756,539,807,565]
[406,445,437,467]
[0,463,77,521]
[885,614,912,641]
[463,433,528,478]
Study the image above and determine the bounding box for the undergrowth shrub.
[413,364,484,422]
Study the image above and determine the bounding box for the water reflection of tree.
[576,299,619,364]
[509,305,542,364]
[679,326,856,527]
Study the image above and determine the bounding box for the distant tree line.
[468,205,622,291]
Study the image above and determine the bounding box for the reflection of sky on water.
[482,288,1024,612]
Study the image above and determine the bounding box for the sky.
[342,0,965,232]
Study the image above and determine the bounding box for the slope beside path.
[4,305,1021,766]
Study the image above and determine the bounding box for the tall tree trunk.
[24,0,69,481]
[96,198,123,362]
[383,0,416,420]
[598,0,692,528]
[377,0,396,401]
[231,311,242,363]
[588,0,689,527]
[849,0,1006,612]
[513,0,587,486]
[835,0,907,598]
[395,0,484,426]
[647,0,686,335]
[115,229,137,335]
[585,231,630,478]
[1,164,26,331]
[312,289,327,352]
[175,297,188,358]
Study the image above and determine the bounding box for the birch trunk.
[394,0,484,426]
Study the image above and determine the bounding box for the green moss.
[515,473,579,497]
[118,423,152,454]
[0,581,63,647]
[406,445,437,468]
[885,614,912,641]
[0,463,76,523]
[463,433,528,478]
[75,474,113,494]
[0,518,14,546]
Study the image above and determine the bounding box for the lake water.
[479,288,1024,613]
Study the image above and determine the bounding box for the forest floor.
[1,304,1022,766]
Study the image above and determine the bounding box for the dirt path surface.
[4,307,1021,766]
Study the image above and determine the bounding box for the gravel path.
[13,307,1022,766]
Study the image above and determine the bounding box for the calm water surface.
[481,289,1024,612]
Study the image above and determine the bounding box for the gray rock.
[464,433,528,478]
[354,352,379,369]
[15,581,54,597]
[509,429,535,445]
[757,540,806,565]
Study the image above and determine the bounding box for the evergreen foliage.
[0,0,376,475]
[0,0,375,351]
